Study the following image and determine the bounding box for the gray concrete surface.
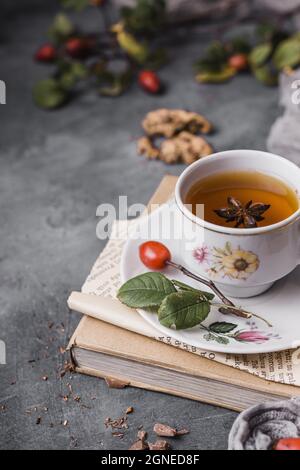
[0,3,280,450]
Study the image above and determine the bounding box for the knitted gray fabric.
[267,69,300,165]
[228,397,300,450]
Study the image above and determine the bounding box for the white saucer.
[120,201,300,354]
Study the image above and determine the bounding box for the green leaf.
[215,336,229,345]
[171,279,214,301]
[71,61,89,79]
[273,39,300,70]
[194,41,228,74]
[144,305,159,313]
[249,43,272,68]
[58,62,88,90]
[99,82,126,97]
[195,66,236,84]
[229,36,251,55]
[116,29,149,64]
[204,331,229,344]
[203,333,215,342]
[48,13,74,43]
[256,23,277,42]
[292,32,300,42]
[33,79,68,109]
[158,291,210,330]
[60,0,89,11]
[253,64,278,86]
[59,72,77,90]
[117,272,176,309]
[99,70,132,97]
[121,0,166,35]
[208,322,237,334]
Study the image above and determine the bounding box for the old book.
[70,316,299,412]
[68,174,299,411]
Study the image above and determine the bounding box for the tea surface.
[185,171,299,228]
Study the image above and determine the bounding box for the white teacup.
[175,150,300,298]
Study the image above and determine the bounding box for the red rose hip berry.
[65,37,93,58]
[139,241,171,270]
[274,438,300,451]
[228,53,248,72]
[35,44,57,63]
[138,70,161,94]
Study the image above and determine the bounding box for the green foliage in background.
[33,0,168,109]
[121,0,166,35]
[60,0,90,11]
[48,13,75,43]
[195,24,300,86]
[34,2,300,110]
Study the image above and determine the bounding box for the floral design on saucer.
[201,320,281,346]
[193,241,259,280]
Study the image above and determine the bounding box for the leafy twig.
[117,272,272,331]
[166,260,236,308]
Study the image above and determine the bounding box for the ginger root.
[138,132,212,164]
[137,136,160,160]
[160,131,213,164]
[142,108,212,138]
[138,108,213,164]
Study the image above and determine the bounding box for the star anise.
[214,197,271,228]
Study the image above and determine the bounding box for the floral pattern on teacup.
[193,245,209,264]
[193,241,259,280]
[201,320,281,346]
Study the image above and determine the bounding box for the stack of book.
[68,176,300,412]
